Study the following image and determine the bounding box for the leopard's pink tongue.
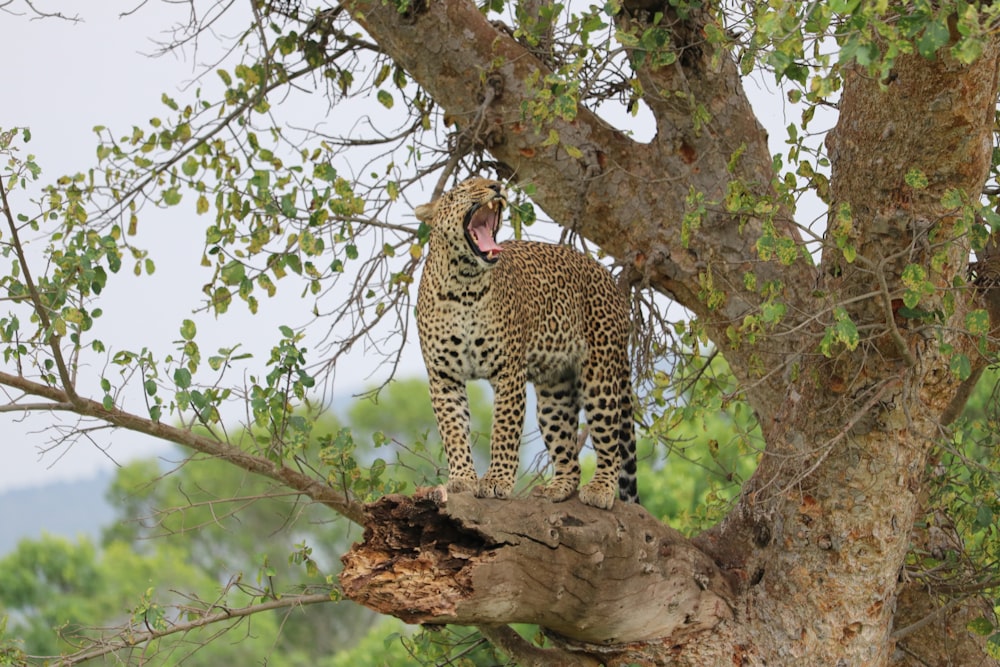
[471,224,503,257]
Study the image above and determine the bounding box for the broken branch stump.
[340,488,733,646]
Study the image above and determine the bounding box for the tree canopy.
[2,0,1000,665]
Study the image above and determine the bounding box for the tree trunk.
[341,1,1000,664]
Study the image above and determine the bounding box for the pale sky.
[1,3,423,491]
[3,5,193,490]
[0,3,809,492]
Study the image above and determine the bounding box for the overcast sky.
[0,3,429,491]
[0,3,812,492]
[4,5,189,490]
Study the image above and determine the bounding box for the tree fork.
[340,488,734,648]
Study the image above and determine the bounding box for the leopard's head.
[416,177,506,267]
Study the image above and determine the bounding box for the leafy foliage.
[640,352,762,531]
[922,367,1000,653]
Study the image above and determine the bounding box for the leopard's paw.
[476,474,514,499]
[578,480,616,510]
[446,475,478,495]
[538,479,577,503]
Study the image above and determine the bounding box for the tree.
[2,0,1000,665]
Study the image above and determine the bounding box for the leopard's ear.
[414,200,438,224]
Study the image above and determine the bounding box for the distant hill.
[0,472,116,555]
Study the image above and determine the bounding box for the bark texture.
[341,1,1000,664]
[340,489,733,647]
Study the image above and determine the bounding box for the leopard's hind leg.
[577,361,625,510]
[536,376,582,502]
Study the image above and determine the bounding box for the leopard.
[414,176,638,510]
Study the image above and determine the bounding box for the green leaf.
[965,309,990,336]
[974,503,993,530]
[967,617,994,637]
[299,230,323,256]
[163,187,182,206]
[280,193,296,217]
[828,0,860,12]
[940,188,964,209]
[220,261,246,286]
[949,353,971,380]
[212,287,232,314]
[761,301,786,325]
[314,163,337,182]
[174,368,192,389]
[952,36,984,64]
[917,18,951,58]
[180,319,197,341]
[376,90,394,109]
[901,264,935,308]
[820,307,860,356]
[904,168,928,189]
[181,156,200,177]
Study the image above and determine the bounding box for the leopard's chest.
[418,252,588,385]
[434,301,586,386]
[419,280,508,381]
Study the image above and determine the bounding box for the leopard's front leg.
[427,371,478,494]
[478,366,527,499]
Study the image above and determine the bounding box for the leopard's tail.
[617,387,640,504]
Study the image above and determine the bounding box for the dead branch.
[340,488,734,653]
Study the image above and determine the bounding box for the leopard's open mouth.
[464,196,505,263]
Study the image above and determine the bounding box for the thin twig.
[0,177,79,403]
[38,593,333,666]
[890,596,967,642]
[873,255,917,367]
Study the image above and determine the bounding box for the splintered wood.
[340,488,481,622]
[340,488,733,646]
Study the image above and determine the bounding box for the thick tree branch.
[340,489,734,651]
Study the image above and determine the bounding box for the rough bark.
[340,489,733,647]
[341,1,1000,664]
